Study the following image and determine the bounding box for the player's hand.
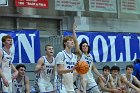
[2,78,9,87]
[72,65,78,70]
[73,23,77,31]
[113,88,122,93]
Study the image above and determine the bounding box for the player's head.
[111,66,120,76]
[79,41,90,54]
[134,58,140,64]
[2,35,12,48]
[103,65,110,76]
[16,64,26,77]
[126,64,133,75]
[45,44,54,56]
[63,36,74,49]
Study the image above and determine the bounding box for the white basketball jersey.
[0,48,12,82]
[99,74,111,93]
[80,53,97,89]
[12,77,25,93]
[58,50,77,92]
[122,74,134,93]
[112,75,119,88]
[38,56,56,84]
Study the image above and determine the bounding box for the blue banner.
[64,31,140,62]
[0,30,40,63]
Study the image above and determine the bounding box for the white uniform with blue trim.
[0,48,13,92]
[12,77,25,93]
[80,53,101,93]
[121,74,135,93]
[37,56,56,92]
[56,50,77,93]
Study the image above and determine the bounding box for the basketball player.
[55,36,86,93]
[12,64,30,93]
[120,65,140,93]
[96,65,122,93]
[35,44,57,92]
[0,35,18,92]
[72,24,104,93]
[110,66,121,88]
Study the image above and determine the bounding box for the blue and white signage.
[64,31,140,62]
[0,30,40,63]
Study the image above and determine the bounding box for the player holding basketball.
[55,36,86,93]
[0,35,18,92]
[35,44,57,92]
[72,24,104,93]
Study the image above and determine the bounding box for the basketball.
[76,61,89,74]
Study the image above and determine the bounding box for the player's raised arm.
[72,23,82,56]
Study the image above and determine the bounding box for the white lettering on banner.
[123,36,136,61]
[108,36,117,61]
[77,35,89,45]
[108,36,123,62]
[93,35,108,62]
[77,34,139,62]
[138,37,140,54]
[16,34,35,63]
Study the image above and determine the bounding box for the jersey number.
[67,66,73,73]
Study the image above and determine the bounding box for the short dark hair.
[134,58,140,64]
[103,65,110,71]
[79,41,90,54]
[45,44,52,50]
[126,64,133,70]
[16,64,26,70]
[111,66,120,72]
